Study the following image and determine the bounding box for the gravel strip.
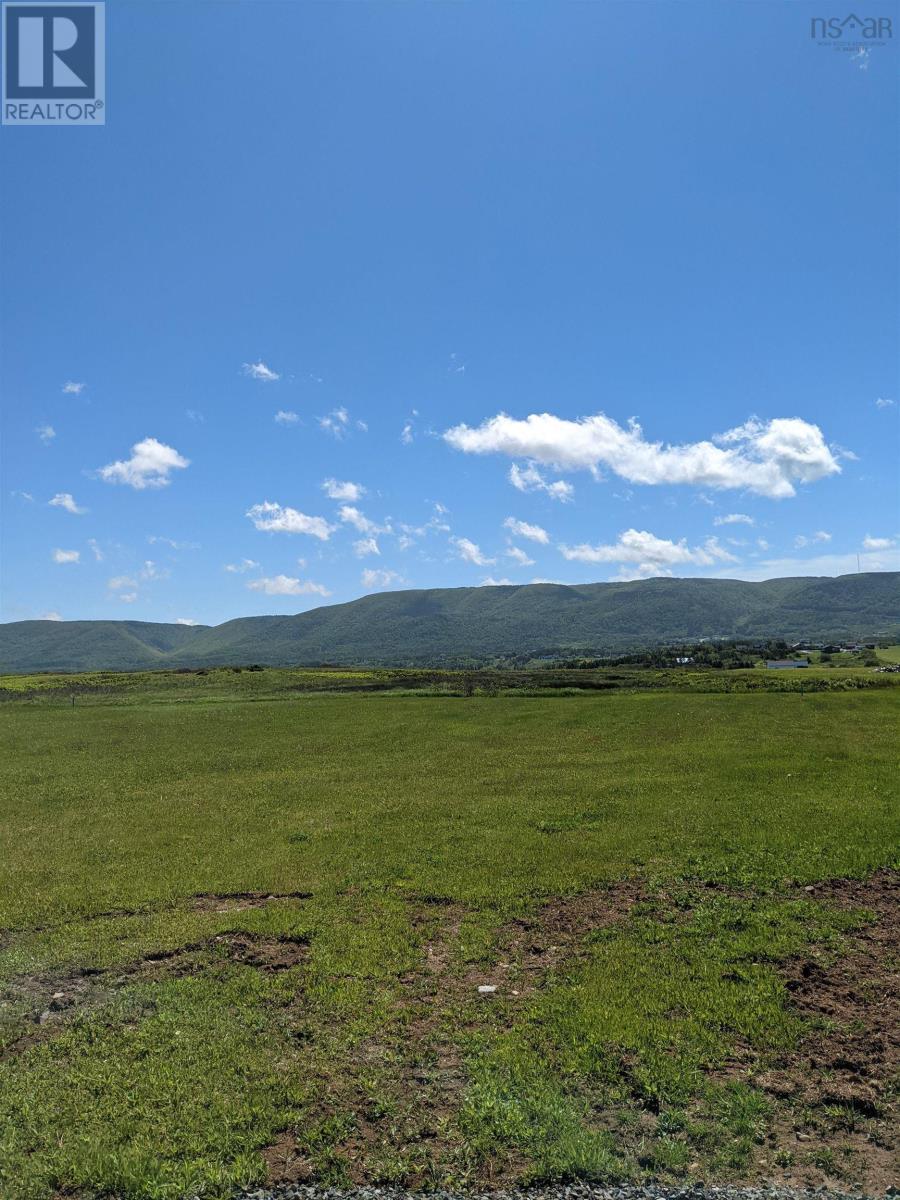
[235,1184,897,1200]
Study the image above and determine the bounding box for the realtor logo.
[2,2,105,125]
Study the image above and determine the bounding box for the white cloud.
[224,558,260,574]
[353,536,380,557]
[62,381,85,395]
[246,575,331,597]
[139,560,168,581]
[52,548,80,564]
[39,611,63,621]
[148,535,199,550]
[503,517,549,544]
[11,490,34,502]
[49,492,86,515]
[242,360,280,382]
[36,425,56,444]
[875,397,895,409]
[446,412,839,499]
[480,576,515,586]
[397,504,451,547]
[118,593,138,603]
[108,575,138,590]
[98,437,189,490]
[452,536,495,566]
[756,538,770,551]
[794,530,832,548]
[714,513,754,527]
[508,462,574,502]
[338,504,388,534]
[246,501,334,540]
[274,410,299,424]
[862,534,896,551]
[176,618,199,626]
[87,538,103,562]
[559,529,738,576]
[733,548,900,580]
[505,545,535,566]
[322,478,365,502]
[362,567,404,589]
[318,407,365,437]
[400,421,414,445]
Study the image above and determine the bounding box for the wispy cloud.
[480,576,514,586]
[49,492,86,515]
[52,548,80,564]
[224,558,260,573]
[118,592,138,603]
[446,412,839,500]
[87,538,103,562]
[246,575,330,596]
[400,421,414,445]
[714,513,754,527]
[176,618,199,626]
[39,611,63,621]
[62,381,85,395]
[246,501,334,540]
[353,536,380,557]
[108,575,138,590]
[794,530,831,548]
[505,545,535,566]
[451,536,495,566]
[36,425,56,444]
[274,410,299,424]
[319,407,367,438]
[148,535,199,550]
[735,547,900,581]
[508,462,573,502]
[97,437,189,489]
[362,568,404,589]
[338,505,388,535]
[503,517,549,544]
[322,478,365,502]
[875,397,895,409]
[242,360,280,382]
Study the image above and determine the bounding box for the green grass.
[0,684,897,1197]
[875,643,900,664]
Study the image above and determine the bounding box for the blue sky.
[2,0,897,627]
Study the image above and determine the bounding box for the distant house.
[766,659,809,669]
[675,656,694,665]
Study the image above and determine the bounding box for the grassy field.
[0,674,897,1198]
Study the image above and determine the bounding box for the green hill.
[1,573,898,673]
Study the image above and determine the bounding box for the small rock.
[36,1009,51,1024]
[477,984,497,994]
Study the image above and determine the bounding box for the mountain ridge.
[1,572,898,673]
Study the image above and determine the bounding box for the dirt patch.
[4,890,312,937]
[735,869,899,1194]
[494,879,649,996]
[287,881,650,1188]
[260,1129,314,1184]
[186,891,312,914]
[0,932,309,1061]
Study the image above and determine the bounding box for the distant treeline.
[552,640,795,670]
